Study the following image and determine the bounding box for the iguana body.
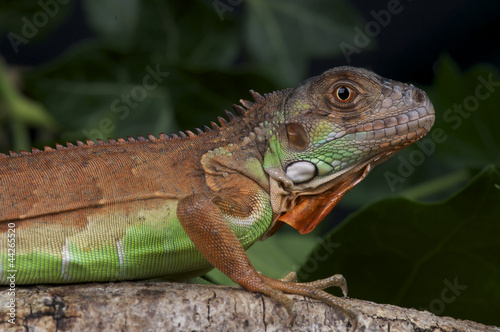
[0,67,434,323]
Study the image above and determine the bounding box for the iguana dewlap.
[0,66,435,326]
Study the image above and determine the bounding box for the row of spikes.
[0,91,265,158]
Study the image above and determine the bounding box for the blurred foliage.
[0,1,72,43]
[1,0,499,327]
[300,166,500,326]
[0,0,363,153]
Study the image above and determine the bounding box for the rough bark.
[0,281,498,331]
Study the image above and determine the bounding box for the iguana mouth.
[264,104,435,238]
[327,106,435,146]
[263,162,372,237]
[265,145,400,237]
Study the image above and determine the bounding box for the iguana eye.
[333,85,356,103]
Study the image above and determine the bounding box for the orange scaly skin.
[0,67,435,328]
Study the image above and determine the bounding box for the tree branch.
[1,281,497,331]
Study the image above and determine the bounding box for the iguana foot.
[261,273,357,330]
[279,271,348,296]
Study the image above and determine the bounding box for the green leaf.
[0,59,58,152]
[82,0,140,51]
[132,1,240,70]
[21,41,178,143]
[428,55,500,168]
[0,1,72,43]
[244,0,364,86]
[299,166,500,326]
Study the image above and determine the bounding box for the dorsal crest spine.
[1,90,266,158]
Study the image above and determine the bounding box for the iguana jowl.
[0,67,435,325]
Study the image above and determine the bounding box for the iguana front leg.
[176,185,357,327]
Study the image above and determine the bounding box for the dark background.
[2,1,500,83]
[1,0,499,327]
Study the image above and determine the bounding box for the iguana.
[0,66,434,327]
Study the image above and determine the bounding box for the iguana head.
[262,66,435,235]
